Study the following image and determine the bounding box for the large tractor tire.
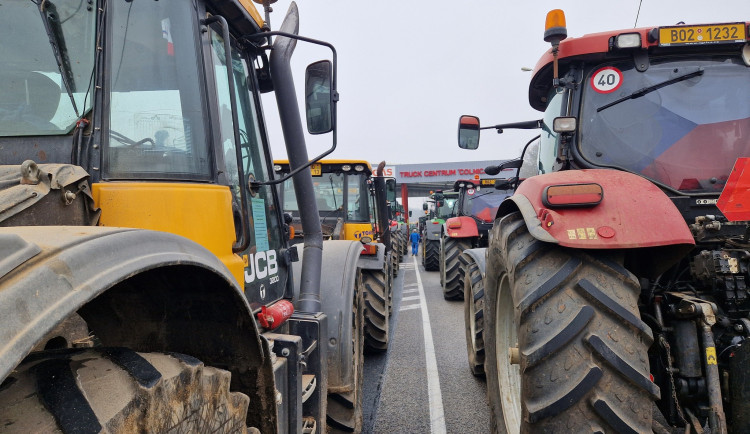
[327,281,365,433]
[484,212,657,433]
[440,237,471,300]
[0,348,253,433]
[423,239,440,271]
[362,268,389,353]
[462,254,485,377]
[390,237,400,278]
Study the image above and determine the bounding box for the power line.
[634,0,644,27]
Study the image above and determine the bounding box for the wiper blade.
[39,0,79,117]
[597,68,704,112]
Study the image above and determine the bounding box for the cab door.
[207,24,288,310]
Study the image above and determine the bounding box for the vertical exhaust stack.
[270,2,322,313]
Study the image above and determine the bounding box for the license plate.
[480,179,496,186]
[310,163,322,177]
[659,23,746,46]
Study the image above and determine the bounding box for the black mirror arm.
[243,30,339,187]
[482,119,543,134]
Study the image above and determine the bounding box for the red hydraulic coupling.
[257,299,294,330]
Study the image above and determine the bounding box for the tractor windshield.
[461,188,508,222]
[580,56,750,194]
[281,172,369,222]
[436,197,457,219]
[0,0,96,136]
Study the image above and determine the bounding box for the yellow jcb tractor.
[275,159,397,352]
[0,1,365,432]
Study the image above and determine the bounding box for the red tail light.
[543,183,603,208]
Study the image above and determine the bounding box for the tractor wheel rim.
[496,274,521,434]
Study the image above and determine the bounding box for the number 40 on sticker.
[591,66,623,94]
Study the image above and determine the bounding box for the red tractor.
[459,9,750,433]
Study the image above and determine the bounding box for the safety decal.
[591,66,623,94]
[706,347,717,365]
[567,228,598,240]
[467,188,475,195]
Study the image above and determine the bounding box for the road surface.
[363,251,490,433]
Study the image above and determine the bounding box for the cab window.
[538,89,566,174]
[105,0,210,179]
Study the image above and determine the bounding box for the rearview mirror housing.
[305,60,334,134]
[458,115,480,149]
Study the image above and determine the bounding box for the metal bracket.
[634,49,650,72]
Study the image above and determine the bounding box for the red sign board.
[718,158,750,221]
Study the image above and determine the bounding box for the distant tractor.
[421,190,458,271]
[459,9,750,434]
[276,160,395,352]
[439,179,511,300]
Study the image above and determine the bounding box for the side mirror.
[409,211,413,217]
[458,115,480,149]
[423,203,428,211]
[305,60,333,134]
[485,165,501,176]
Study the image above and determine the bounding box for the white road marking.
[413,255,446,434]
[402,289,419,294]
[399,304,421,312]
[401,296,420,302]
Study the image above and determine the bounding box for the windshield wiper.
[597,68,704,112]
[39,0,79,117]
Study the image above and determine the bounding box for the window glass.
[209,27,282,253]
[106,0,210,179]
[538,89,566,174]
[347,173,369,222]
[314,173,345,212]
[580,57,750,193]
[0,0,96,136]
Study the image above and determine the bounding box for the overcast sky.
[260,0,750,168]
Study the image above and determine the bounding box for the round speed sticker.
[467,188,475,195]
[591,67,623,94]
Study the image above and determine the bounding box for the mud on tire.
[327,280,365,432]
[362,269,389,353]
[0,348,252,433]
[484,212,657,433]
[462,253,485,377]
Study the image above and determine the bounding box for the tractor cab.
[453,179,511,225]
[275,159,374,242]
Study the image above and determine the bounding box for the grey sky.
[261,1,750,168]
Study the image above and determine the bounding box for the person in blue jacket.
[409,228,420,255]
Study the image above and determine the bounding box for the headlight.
[553,116,577,133]
[341,164,351,171]
[273,165,282,172]
[354,165,365,172]
[615,33,641,49]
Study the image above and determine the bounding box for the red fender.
[444,216,479,238]
[499,169,695,252]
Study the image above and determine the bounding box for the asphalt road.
[362,250,490,433]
